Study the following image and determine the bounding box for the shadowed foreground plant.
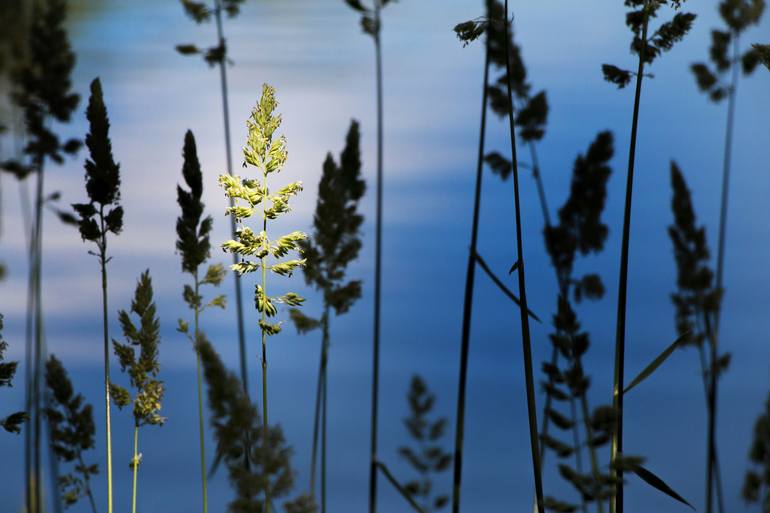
[753,44,770,68]
[1,1,81,510]
[72,77,122,513]
[176,0,250,394]
[111,271,165,513]
[668,161,727,513]
[1,313,27,434]
[743,377,770,510]
[220,84,306,513]
[540,131,614,513]
[601,3,695,511]
[196,335,299,513]
[44,355,98,513]
[176,129,227,513]
[289,119,365,512]
[690,3,765,510]
[397,375,451,513]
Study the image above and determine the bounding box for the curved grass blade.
[473,251,541,323]
[375,461,426,513]
[623,332,689,395]
[630,462,694,510]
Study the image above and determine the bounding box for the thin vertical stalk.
[99,207,114,513]
[580,392,605,513]
[610,7,648,513]
[194,273,209,513]
[368,2,383,513]
[260,170,270,513]
[24,181,37,513]
[502,1,544,511]
[131,425,139,513]
[569,396,587,513]
[451,35,490,513]
[321,359,328,513]
[310,344,324,495]
[78,452,98,513]
[213,0,249,395]
[33,161,45,513]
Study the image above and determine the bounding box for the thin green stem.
[213,0,249,395]
[194,273,209,513]
[451,35,490,513]
[502,1,544,511]
[260,169,270,513]
[368,3,383,513]
[310,344,323,495]
[610,6,649,512]
[321,353,328,513]
[131,425,139,513]
[99,207,114,513]
[77,452,98,513]
[33,159,45,513]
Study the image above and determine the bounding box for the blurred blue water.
[1,1,769,512]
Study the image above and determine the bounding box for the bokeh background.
[1,1,769,512]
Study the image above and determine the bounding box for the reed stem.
[194,273,208,513]
[502,2,544,511]
[368,2,384,512]
[451,34,490,513]
[131,425,139,513]
[99,206,114,513]
[610,6,649,513]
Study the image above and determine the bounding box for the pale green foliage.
[220,84,306,337]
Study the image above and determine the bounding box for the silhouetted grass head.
[177,130,213,275]
[743,383,770,508]
[44,355,98,508]
[176,0,247,66]
[72,78,123,243]
[691,0,765,101]
[1,0,80,178]
[0,314,27,434]
[196,335,294,513]
[667,162,719,347]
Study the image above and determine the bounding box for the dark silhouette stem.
[502,2,544,511]
[213,0,249,396]
[99,206,114,513]
[33,160,45,513]
[194,272,209,513]
[451,36,490,513]
[368,2,383,512]
[611,7,649,513]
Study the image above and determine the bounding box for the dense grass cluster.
[0,1,769,513]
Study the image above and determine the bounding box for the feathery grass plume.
[601,4,695,512]
[71,77,122,513]
[752,44,770,68]
[1,314,28,434]
[1,2,81,511]
[111,271,165,513]
[196,335,296,513]
[176,0,250,394]
[690,4,765,511]
[342,2,400,511]
[539,132,614,513]
[667,161,728,513]
[397,375,451,513]
[220,84,305,513]
[44,355,98,513]
[743,379,770,509]
[288,119,365,511]
[176,129,226,513]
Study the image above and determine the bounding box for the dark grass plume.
[44,355,98,513]
[601,3,695,512]
[289,120,365,512]
[1,313,27,434]
[176,0,250,395]
[397,375,451,513]
[196,335,302,513]
[111,270,165,513]
[743,378,770,508]
[72,77,122,513]
[176,129,227,513]
[690,3,765,510]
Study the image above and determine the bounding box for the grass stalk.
[99,209,114,513]
[131,425,139,513]
[610,8,649,513]
[194,273,208,513]
[451,35,490,513]
[502,1,544,511]
[368,2,384,513]
[32,160,45,513]
[213,0,249,395]
[260,203,270,513]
